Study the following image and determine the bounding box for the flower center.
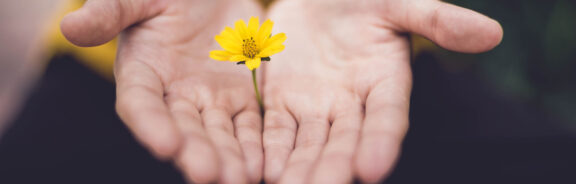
[242,37,258,59]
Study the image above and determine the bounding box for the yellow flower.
[210,17,286,70]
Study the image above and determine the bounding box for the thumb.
[389,0,503,53]
[60,0,167,47]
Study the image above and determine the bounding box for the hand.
[61,0,265,183]
[262,0,502,183]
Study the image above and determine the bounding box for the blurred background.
[0,0,574,183]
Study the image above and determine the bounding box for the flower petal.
[221,26,241,42]
[230,55,248,62]
[210,50,233,61]
[263,33,287,49]
[235,19,249,39]
[245,57,261,70]
[215,35,242,54]
[257,19,273,47]
[259,44,285,58]
[248,17,259,37]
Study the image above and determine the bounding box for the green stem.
[252,69,264,113]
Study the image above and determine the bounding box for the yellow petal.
[248,17,259,37]
[210,50,233,61]
[257,19,273,47]
[235,19,249,39]
[215,35,242,54]
[259,45,285,57]
[263,33,287,49]
[264,40,285,52]
[245,57,261,70]
[221,26,241,42]
[230,55,247,62]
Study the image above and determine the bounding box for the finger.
[60,0,167,46]
[355,66,412,183]
[277,115,330,184]
[263,109,297,183]
[310,103,363,184]
[115,61,181,160]
[233,109,264,183]
[167,98,220,184]
[386,0,503,53]
[203,108,249,184]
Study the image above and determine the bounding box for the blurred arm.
[0,0,64,138]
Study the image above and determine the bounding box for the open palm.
[62,0,502,183]
[62,0,265,183]
[262,0,502,183]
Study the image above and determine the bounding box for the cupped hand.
[262,0,502,183]
[61,0,265,183]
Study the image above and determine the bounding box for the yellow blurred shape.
[45,0,117,81]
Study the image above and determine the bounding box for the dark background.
[1,0,575,183]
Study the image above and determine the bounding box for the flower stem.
[252,69,264,113]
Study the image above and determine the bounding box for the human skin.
[0,0,63,140]
[262,0,502,183]
[61,0,502,183]
[62,0,265,183]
